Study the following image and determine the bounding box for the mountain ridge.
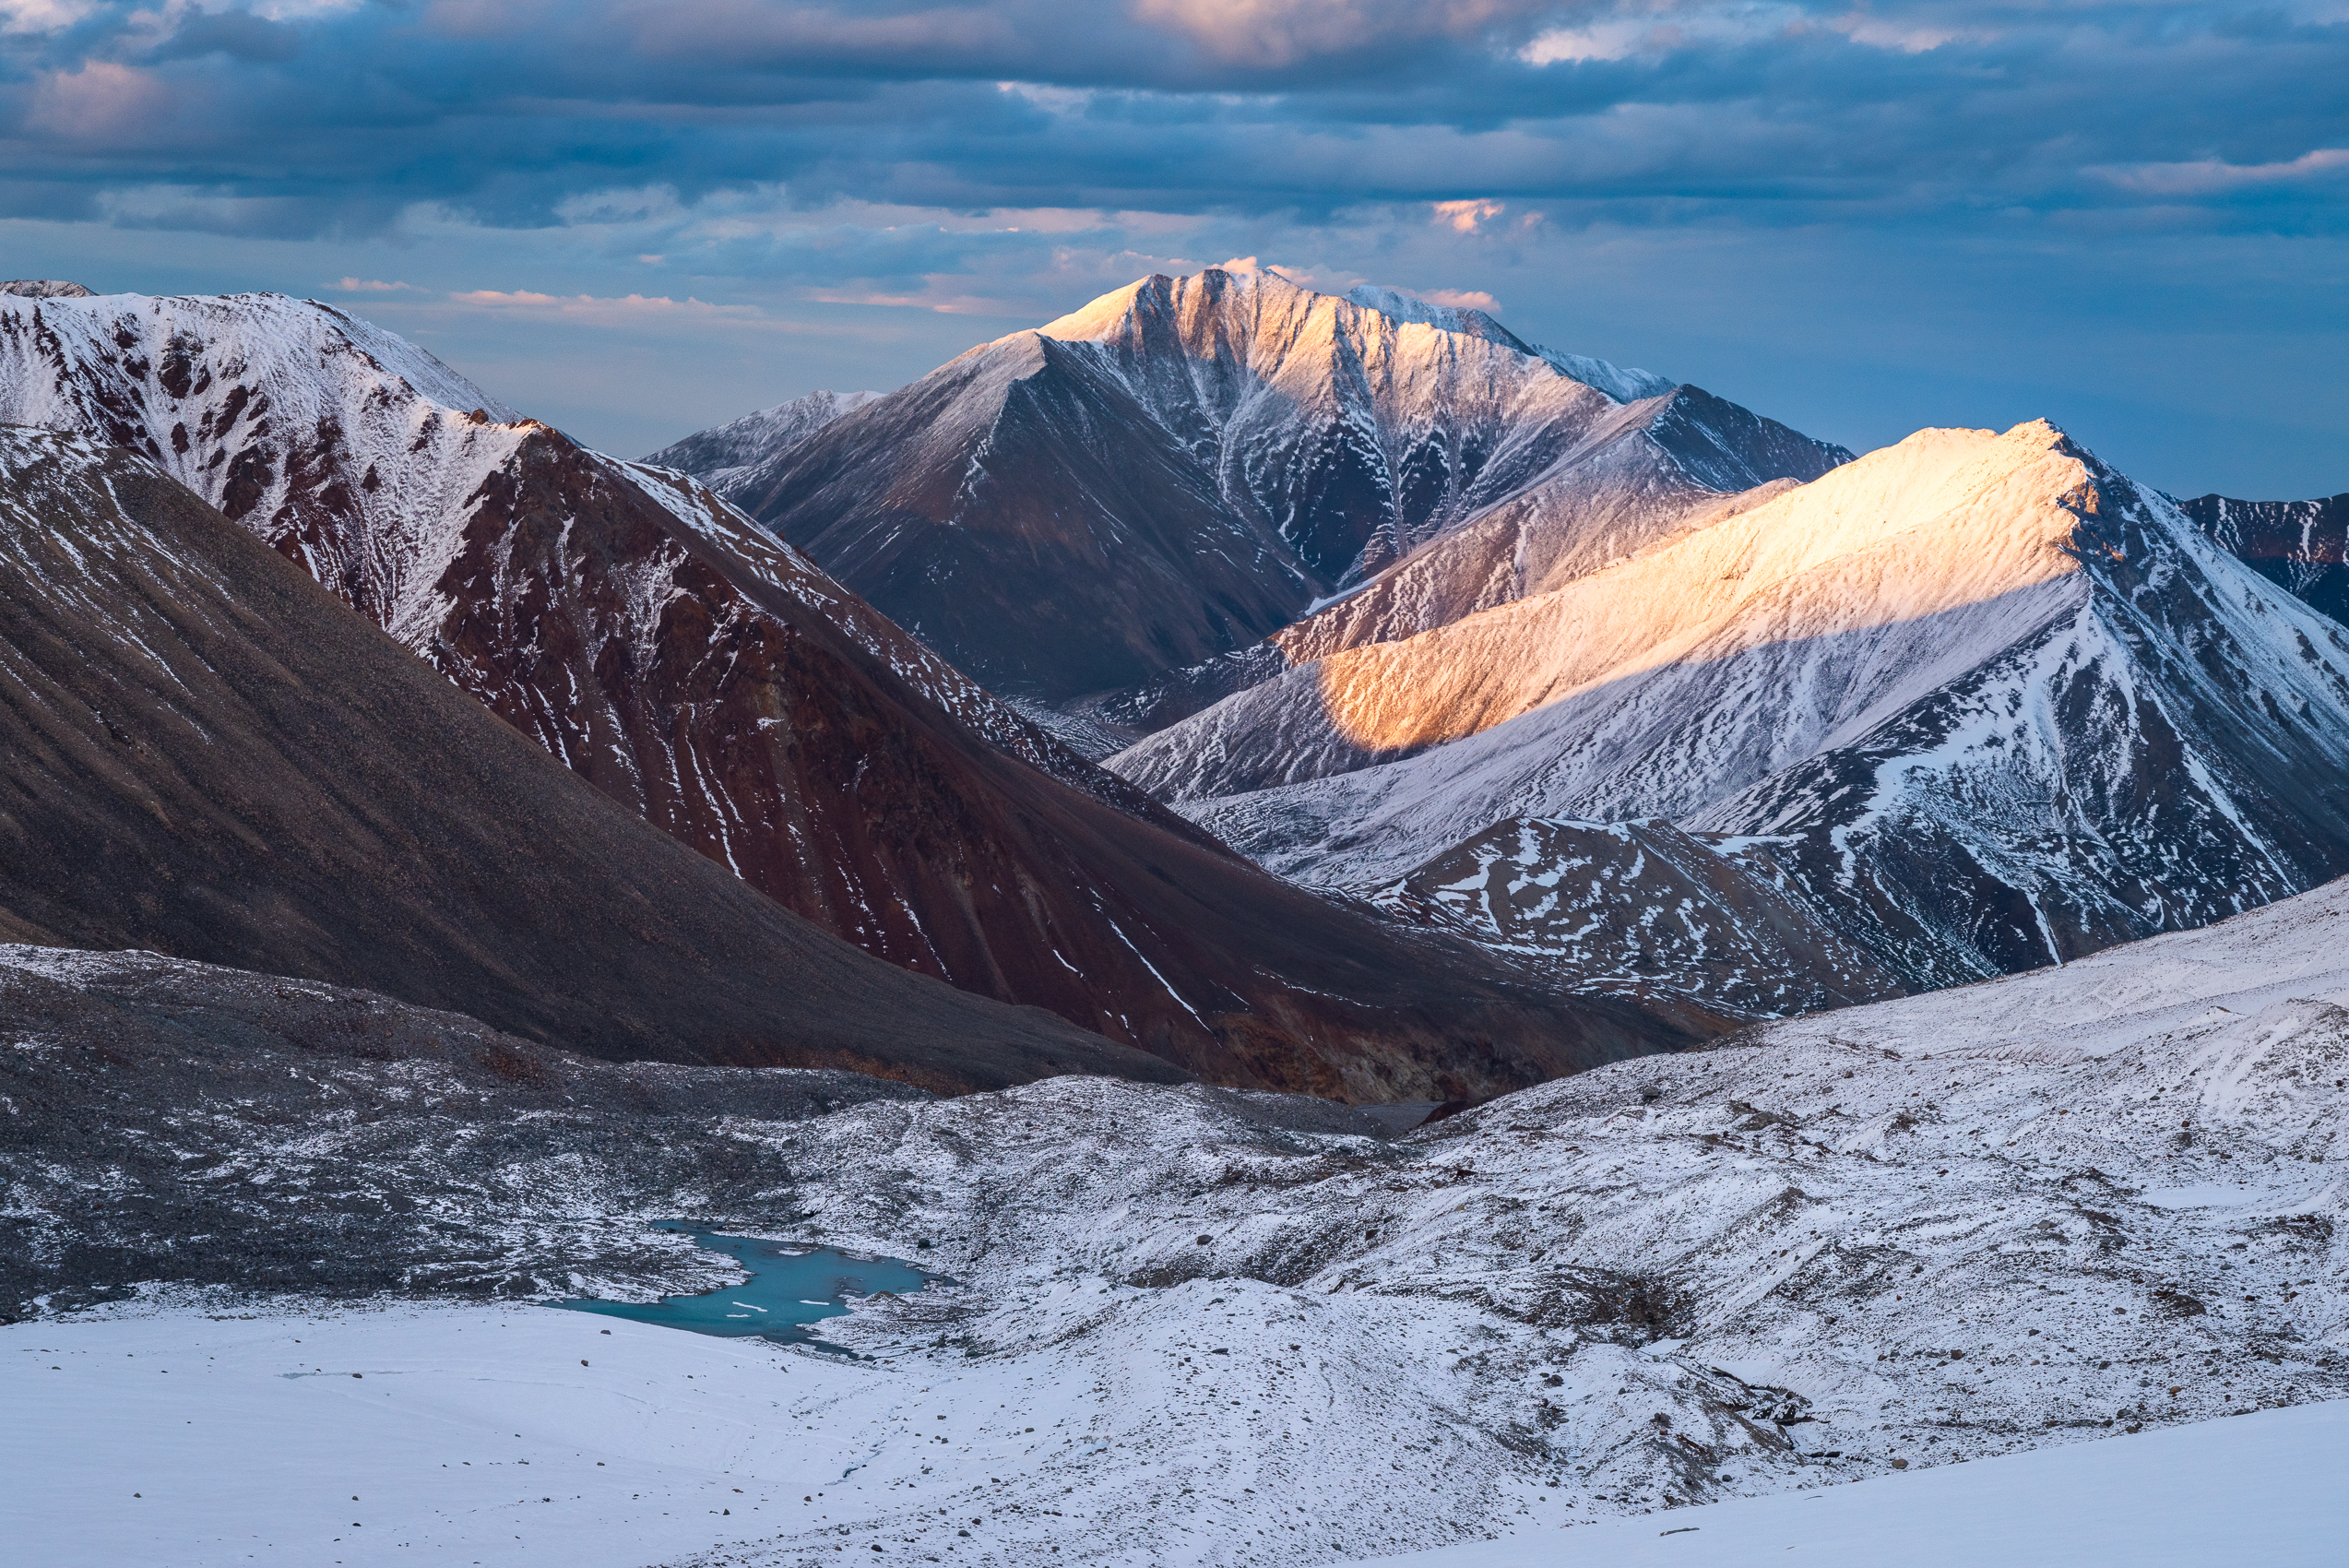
[1120,420,2349,1008]
[0,287,1703,1099]
[0,424,1169,1089]
[725,267,1849,703]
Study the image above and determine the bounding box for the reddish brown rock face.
[426,432,1697,1098]
[0,290,1706,1099]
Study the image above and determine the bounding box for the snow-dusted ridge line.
[725,266,1846,704]
[1128,419,2349,1005]
[640,386,884,502]
[1341,282,1677,405]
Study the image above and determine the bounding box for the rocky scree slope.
[1119,422,2349,1006]
[17,873,2343,1564]
[0,427,1172,1089]
[728,267,1846,706]
[0,944,929,1317]
[0,290,1695,1098]
[700,872,2349,1563]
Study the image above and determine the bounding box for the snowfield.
[1361,1399,2349,1567]
[18,1307,2336,1568]
[9,874,2347,1565]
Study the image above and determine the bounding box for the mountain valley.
[2,265,2345,1568]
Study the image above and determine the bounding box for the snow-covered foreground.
[9,877,2347,1566]
[10,1303,2343,1568]
[1363,1399,2349,1568]
[2,1301,1065,1568]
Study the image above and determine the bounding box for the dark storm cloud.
[0,0,2340,239]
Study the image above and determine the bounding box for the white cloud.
[1133,0,1540,66]
[443,290,779,328]
[1432,198,1506,232]
[0,0,97,35]
[2094,147,2349,196]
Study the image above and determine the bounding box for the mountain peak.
[1036,267,1672,403]
[1,279,96,299]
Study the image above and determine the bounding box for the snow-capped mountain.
[639,386,882,497]
[0,288,1691,1098]
[2181,489,2347,628]
[1113,421,2349,1007]
[1,279,95,299]
[0,425,1157,1087]
[714,267,1846,702]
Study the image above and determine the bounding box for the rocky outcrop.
[1374,816,1906,1016]
[2180,490,2348,627]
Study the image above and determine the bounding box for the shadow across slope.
[0,428,1182,1091]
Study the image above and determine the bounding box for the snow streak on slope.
[1123,422,2349,998]
[741,267,1845,701]
[640,387,883,498]
[13,878,2349,1565]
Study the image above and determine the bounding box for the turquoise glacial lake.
[558,1225,935,1348]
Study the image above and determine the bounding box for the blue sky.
[2,0,2343,495]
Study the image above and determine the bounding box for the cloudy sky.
[2,0,2343,493]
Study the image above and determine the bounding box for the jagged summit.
[1,279,94,299]
[728,266,1845,701]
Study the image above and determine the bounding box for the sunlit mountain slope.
[1117,421,2349,999]
[728,267,1845,702]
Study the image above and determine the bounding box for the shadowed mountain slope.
[729,268,1847,703]
[0,289,1702,1099]
[2180,490,2348,627]
[0,427,1177,1091]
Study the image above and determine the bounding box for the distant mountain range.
[682,268,1849,708]
[0,285,1697,1098]
[7,267,2343,1070]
